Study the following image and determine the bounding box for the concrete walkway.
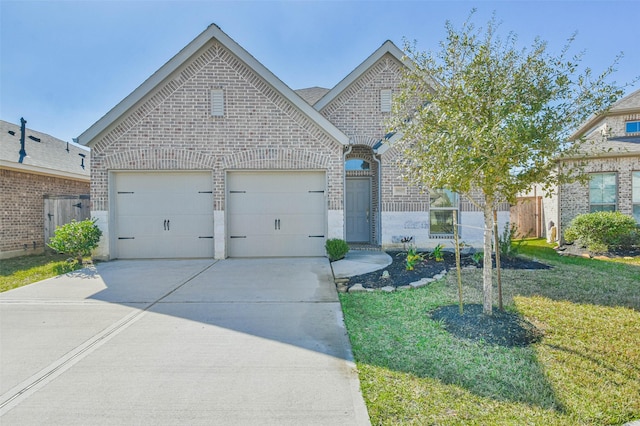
[331,250,392,279]
[0,258,370,425]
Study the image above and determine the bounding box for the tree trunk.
[493,209,503,311]
[483,204,494,316]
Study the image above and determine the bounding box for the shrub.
[325,238,349,261]
[498,222,526,259]
[47,219,102,263]
[564,211,638,253]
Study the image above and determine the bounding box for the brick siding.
[90,40,345,215]
[0,169,89,257]
[560,156,640,234]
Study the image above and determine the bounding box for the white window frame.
[429,188,459,236]
[626,120,640,134]
[589,172,617,212]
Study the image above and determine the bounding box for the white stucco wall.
[381,211,509,251]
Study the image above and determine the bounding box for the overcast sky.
[1,0,639,144]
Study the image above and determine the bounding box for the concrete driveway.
[0,258,370,425]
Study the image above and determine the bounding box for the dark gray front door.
[346,178,370,242]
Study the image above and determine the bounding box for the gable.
[78,24,348,149]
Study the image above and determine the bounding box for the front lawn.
[340,240,640,425]
[0,252,82,293]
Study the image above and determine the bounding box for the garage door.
[227,171,326,257]
[114,172,214,258]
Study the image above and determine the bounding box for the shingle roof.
[295,87,330,106]
[0,119,90,179]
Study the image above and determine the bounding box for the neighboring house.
[558,88,640,239]
[0,119,90,259]
[77,24,508,260]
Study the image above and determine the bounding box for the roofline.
[559,148,640,161]
[314,40,413,111]
[0,160,90,181]
[570,87,640,140]
[77,24,349,146]
[570,106,640,140]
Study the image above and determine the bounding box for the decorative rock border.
[335,269,451,293]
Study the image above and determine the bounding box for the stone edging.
[334,270,450,293]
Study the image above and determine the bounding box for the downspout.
[343,144,353,241]
[372,153,382,246]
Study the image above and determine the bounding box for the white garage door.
[114,171,214,259]
[227,171,326,257]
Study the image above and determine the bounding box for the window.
[633,172,640,223]
[626,121,640,134]
[345,159,370,171]
[429,188,459,235]
[589,173,617,212]
[210,89,224,116]
[380,89,392,113]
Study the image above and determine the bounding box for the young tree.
[389,11,625,315]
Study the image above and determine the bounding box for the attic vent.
[380,89,392,113]
[211,89,224,117]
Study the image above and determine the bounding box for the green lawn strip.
[0,253,82,292]
[340,242,640,425]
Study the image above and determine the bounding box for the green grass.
[0,252,82,293]
[340,239,640,425]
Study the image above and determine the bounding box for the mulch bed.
[348,251,550,289]
[347,250,550,347]
[430,304,544,347]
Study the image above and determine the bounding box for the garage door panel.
[114,172,214,259]
[227,171,326,257]
[229,172,324,193]
[228,235,325,258]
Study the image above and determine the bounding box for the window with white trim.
[633,171,640,223]
[626,121,640,134]
[429,188,459,235]
[589,173,617,212]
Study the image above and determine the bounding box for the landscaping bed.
[340,240,640,425]
[346,250,550,289]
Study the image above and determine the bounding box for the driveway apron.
[0,258,370,425]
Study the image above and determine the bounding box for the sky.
[1,0,639,144]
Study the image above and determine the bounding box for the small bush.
[47,219,102,263]
[498,222,526,259]
[325,238,349,261]
[564,211,638,253]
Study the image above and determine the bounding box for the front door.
[346,178,370,242]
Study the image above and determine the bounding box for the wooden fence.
[509,196,542,238]
[44,195,91,244]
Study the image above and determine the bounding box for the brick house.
[1,119,90,259]
[78,24,508,260]
[558,88,640,239]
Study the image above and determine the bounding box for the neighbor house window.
[589,173,617,212]
[626,121,640,134]
[429,188,459,235]
[380,89,392,113]
[633,171,640,223]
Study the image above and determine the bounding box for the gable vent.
[211,89,224,117]
[380,89,392,113]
